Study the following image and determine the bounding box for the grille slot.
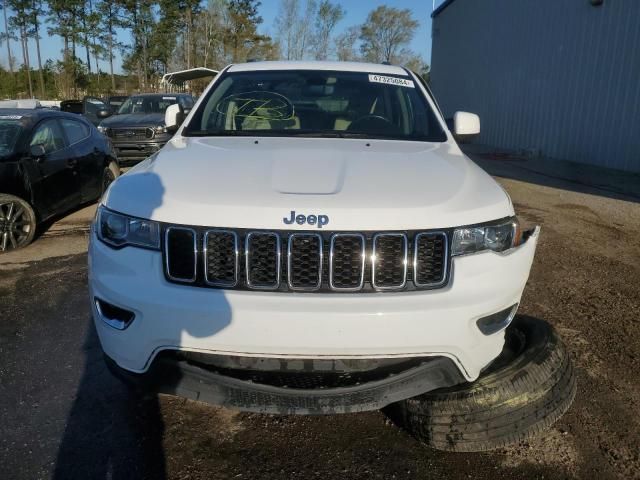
[287,234,323,291]
[414,232,448,287]
[165,227,197,282]
[204,230,239,286]
[372,233,408,290]
[110,127,152,141]
[330,234,366,291]
[245,232,281,289]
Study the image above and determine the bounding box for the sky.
[4,0,446,74]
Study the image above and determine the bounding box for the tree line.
[0,0,428,100]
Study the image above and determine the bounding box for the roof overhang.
[161,67,219,85]
[432,0,457,18]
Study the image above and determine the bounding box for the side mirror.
[30,144,46,159]
[97,109,112,119]
[452,112,480,141]
[165,104,185,133]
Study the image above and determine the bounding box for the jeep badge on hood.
[283,211,329,228]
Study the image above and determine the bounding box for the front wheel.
[384,316,576,452]
[0,194,37,253]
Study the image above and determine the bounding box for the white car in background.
[89,61,575,452]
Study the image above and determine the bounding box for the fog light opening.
[95,298,135,330]
[477,303,519,335]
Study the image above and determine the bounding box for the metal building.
[431,0,640,173]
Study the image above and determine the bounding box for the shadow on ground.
[464,144,640,204]
[52,325,167,480]
[0,254,582,480]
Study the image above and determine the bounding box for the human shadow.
[53,324,168,480]
[53,166,232,479]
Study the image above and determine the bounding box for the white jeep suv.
[89,62,573,451]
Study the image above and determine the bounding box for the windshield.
[118,95,179,115]
[184,70,446,141]
[85,97,109,115]
[0,117,24,157]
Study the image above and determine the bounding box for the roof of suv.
[227,61,409,76]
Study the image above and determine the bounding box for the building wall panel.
[431,0,640,172]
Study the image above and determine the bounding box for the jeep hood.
[104,136,513,230]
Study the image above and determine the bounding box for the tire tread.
[386,317,577,452]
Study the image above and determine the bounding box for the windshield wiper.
[185,130,254,137]
[185,130,368,138]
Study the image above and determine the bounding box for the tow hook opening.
[94,298,135,330]
[477,303,519,335]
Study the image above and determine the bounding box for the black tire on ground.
[0,194,37,252]
[102,162,120,195]
[383,316,576,452]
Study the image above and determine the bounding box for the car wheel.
[102,162,120,195]
[383,316,576,452]
[0,194,37,253]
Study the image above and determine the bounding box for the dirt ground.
[1,155,639,480]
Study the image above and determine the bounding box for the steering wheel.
[348,114,398,134]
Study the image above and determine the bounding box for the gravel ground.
[1,157,639,480]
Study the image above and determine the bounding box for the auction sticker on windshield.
[368,74,415,88]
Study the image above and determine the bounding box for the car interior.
[201,73,435,139]
[30,121,66,154]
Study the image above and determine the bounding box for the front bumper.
[89,227,540,383]
[105,352,465,414]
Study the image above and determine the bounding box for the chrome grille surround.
[287,233,323,291]
[165,227,197,283]
[329,233,366,291]
[413,232,448,288]
[163,227,450,293]
[371,233,408,291]
[203,230,239,287]
[245,232,281,290]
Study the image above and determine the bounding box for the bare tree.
[274,0,316,60]
[401,50,430,81]
[359,6,418,64]
[312,0,343,60]
[334,25,359,62]
[294,0,315,60]
[274,0,299,60]
[192,0,228,69]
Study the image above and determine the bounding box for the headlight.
[97,125,109,135]
[452,217,521,256]
[96,206,160,250]
[154,125,167,134]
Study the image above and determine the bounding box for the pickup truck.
[96,93,194,165]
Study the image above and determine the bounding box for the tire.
[384,316,576,452]
[102,161,120,195]
[0,194,37,252]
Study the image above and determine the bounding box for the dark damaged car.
[0,108,118,252]
[97,93,194,165]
